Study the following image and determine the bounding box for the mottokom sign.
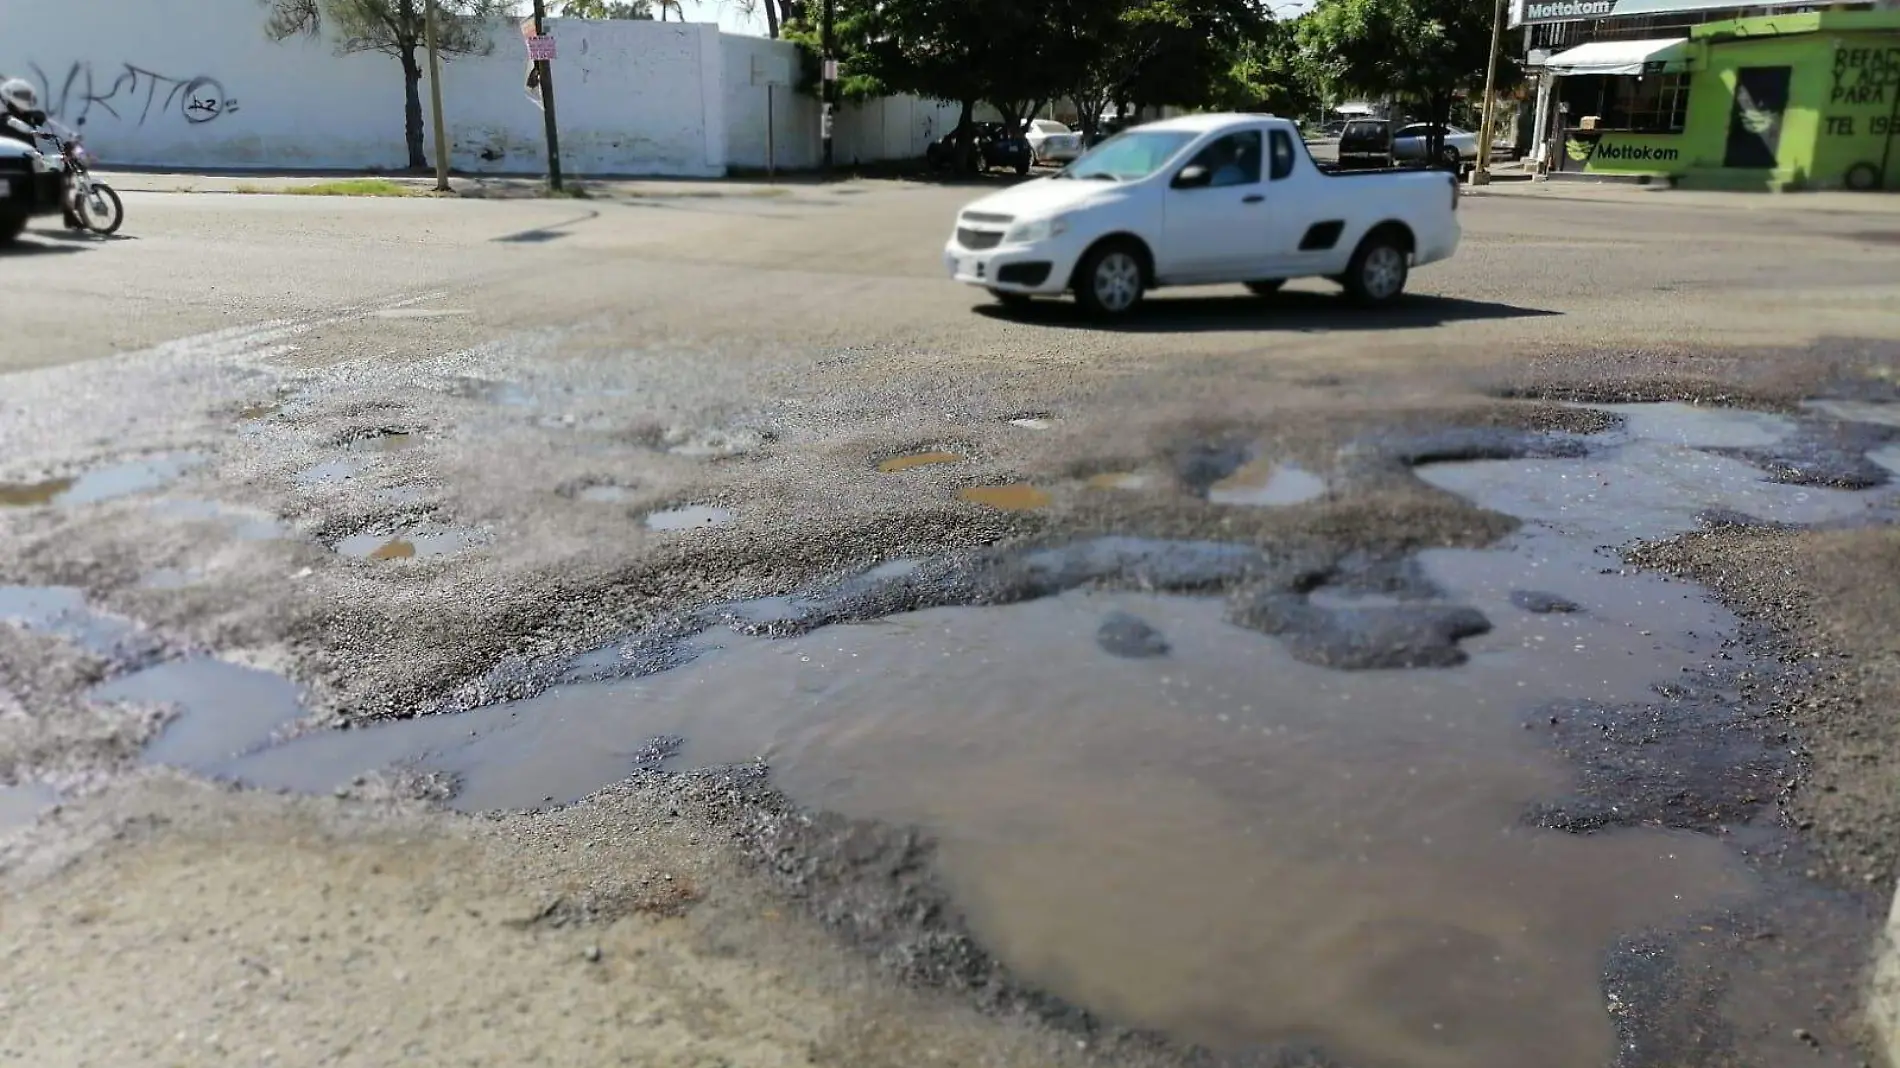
[1513,0,1832,26]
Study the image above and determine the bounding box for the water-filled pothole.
[959,484,1050,511]
[0,783,59,831]
[128,401,1900,1067]
[1086,472,1152,492]
[149,500,287,541]
[0,454,204,509]
[878,452,966,473]
[348,430,419,454]
[0,586,159,662]
[91,658,306,770]
[295,458,366,487]
[644,505,734,532]
[1206,460,1326,507]
[336,527,484,561]
[578,484,634,504]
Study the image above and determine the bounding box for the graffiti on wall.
[27,61,240,127]
[1822,47,1900,138]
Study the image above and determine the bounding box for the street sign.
[527,34,557,61]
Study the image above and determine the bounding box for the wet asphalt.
[4,180,1900,1067]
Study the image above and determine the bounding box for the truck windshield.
[1056,129,1198,181]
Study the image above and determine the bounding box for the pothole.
[336,527,485,562]
[664,427,773,459]
[577,485,634,504]
[0,586,161,663]
[295,458,366,487]
[958,484,1050,511]
[644,505,734,532]
[347,430,420,454]
[1206,460,1326,507]
[0,478,74,508]
[1085,472,1152,492]
[90,400,1900,1068]
[0,454,205,509]
[0,783,59,831]
[90,658,306,770]
[877,452,966,473]
[148,499,288,541]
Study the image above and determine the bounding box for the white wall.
[0,0,951,176]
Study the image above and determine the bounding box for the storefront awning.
[1542,38,1691,76]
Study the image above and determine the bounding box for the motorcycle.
[43,120,123,236]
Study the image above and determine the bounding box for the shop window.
[1623,73,1691,133]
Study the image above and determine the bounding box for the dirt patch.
[1628,525,1900,894]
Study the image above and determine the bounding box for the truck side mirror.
[1173,164,1211,189]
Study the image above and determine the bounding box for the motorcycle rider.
[1,77,86,230]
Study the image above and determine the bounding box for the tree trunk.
[401,46,427,172]
[954,98,976,174]
[1426,93,1451,169]
[764,0,779,38]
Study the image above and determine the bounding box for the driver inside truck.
[1,77,84,230]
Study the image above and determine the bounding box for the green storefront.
[1541,9,1900,190]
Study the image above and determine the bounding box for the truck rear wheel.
[0,211,26,247]
[1341,231,1410,306]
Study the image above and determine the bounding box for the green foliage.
[1297,0,1514,124]
[263,0,512,59]
[556,0,655,16]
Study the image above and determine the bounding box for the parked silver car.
[1391,123,1480,168]
[1025,119,1084,165]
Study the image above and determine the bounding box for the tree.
[1063,0,1270,144]
[1218,16,1323,121]
[1298,0,1513,162]
[264,0,511,171]
[557,0,654,15]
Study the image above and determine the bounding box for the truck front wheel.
[1341,232,1410,306]
[0,211,26,248]
[1073,240,1148,319]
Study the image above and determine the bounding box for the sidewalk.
[94,169,803,201]
[1468,165,1900,214]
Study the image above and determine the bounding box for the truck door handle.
[1242,194,1265,204]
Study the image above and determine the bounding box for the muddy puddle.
[644,505,734,531]
[336,527,485,561]
[92,658,305,769]
[0,454,203,509]
[878,452,966,473]
[149,500,287,541]
[0,783,59,831]
[0,586,159,663]
[959,484,1051,511]
[1207,460,1326,507]
[66,400,1900,1067]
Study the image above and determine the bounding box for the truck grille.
[0,155,32,175]
[957,228,1003,251]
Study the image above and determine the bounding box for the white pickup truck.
[943,113,1462,317]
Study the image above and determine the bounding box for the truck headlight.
[1005,215,1069,245]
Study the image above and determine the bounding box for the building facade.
[1518,4,1900,189]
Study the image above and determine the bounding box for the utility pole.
[1473,0,1507,186]
[531,0,564,192]
[425,0,451,193]
[821,0,836,176]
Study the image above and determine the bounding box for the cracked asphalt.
[4,179,1900,1068]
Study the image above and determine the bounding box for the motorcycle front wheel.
[77,182,124,236]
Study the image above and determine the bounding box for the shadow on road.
[976,291,1559,333]
[491,209,601,244]
[0,237,89,257]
